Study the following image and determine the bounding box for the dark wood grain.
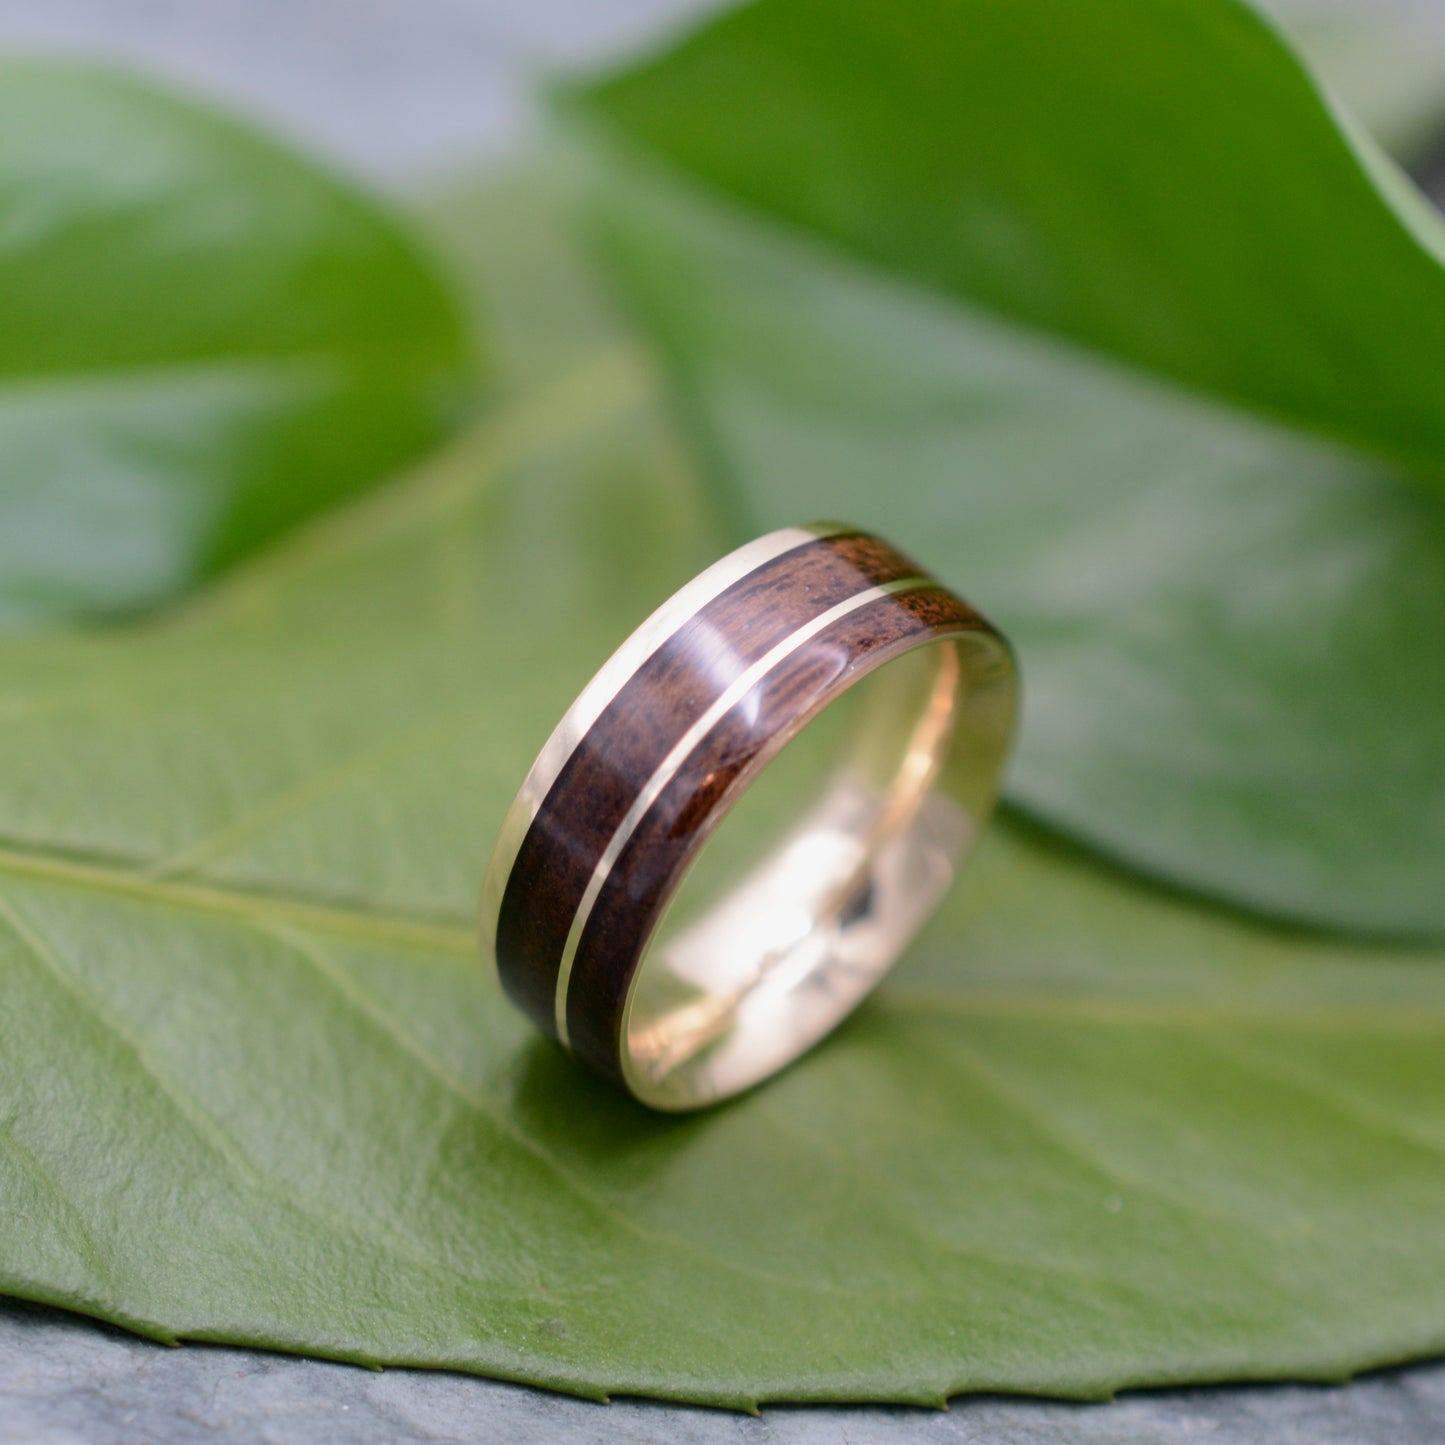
[564,585,984,1078]
[496,531,922,1031]
[493,528,986,1088]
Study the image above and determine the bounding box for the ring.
[480,524,1017,1110]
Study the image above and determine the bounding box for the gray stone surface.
[0,0,1442,1440]
[4,1298,1445,1445]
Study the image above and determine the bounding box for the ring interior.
[619,629,1012,1111]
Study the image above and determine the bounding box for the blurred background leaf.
[0,176,1443,1408]
[564,0,1445,937]
[0,62,473,631]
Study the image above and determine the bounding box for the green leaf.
[562,0,1445,937]
[574,0,1445,479]
[0,61,473,630]
[1,176,1444,1408]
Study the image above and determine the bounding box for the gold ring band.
[481,524,1017,1110]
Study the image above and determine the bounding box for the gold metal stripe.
[553,574,934,1046]
[478,524,847,966]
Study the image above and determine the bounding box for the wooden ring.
[480,524,1017,1110]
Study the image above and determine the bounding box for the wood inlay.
[496,531,925,1028]
[563,585,985,1077]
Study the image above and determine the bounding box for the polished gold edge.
[477,523,848,974]
[552,573,935,1047]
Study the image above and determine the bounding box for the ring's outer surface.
[480,524,1017,1110]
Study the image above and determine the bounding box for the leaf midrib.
[1,835,1440,1037]
[0,841,476,955]
[0,346,447,402]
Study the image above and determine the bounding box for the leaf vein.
[0,894,553,1305]
[930,1026,1283,1237]
[260,920,896,1300]
[1201,1032,1445,1161]
[0,1114,111,1288]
